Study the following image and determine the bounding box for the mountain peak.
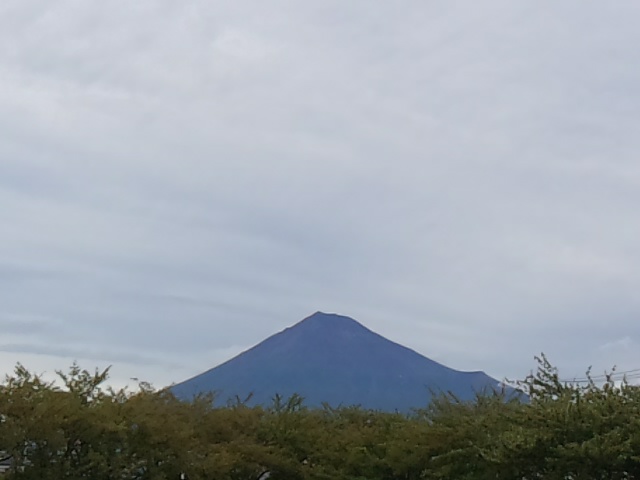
[277,311,378,347]
[293,311,370,331]
[172,311,504,411]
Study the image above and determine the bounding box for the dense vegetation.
[1,356,639,479]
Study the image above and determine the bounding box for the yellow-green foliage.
[1,356,639,479]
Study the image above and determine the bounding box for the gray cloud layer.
[1,0,640,387]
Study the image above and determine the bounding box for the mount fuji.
[171,311,506,412]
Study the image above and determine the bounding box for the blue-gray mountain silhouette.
[172,311,504,411]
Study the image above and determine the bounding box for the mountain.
[171,311,506,412]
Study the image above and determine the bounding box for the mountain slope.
[171,311,504,411]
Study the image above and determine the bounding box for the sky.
[1,0,640,390]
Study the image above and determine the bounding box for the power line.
[558,368,640,383]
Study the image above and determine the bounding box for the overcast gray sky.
[1,0,640,389]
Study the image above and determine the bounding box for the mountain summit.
[172,312,503,411]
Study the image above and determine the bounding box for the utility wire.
[559,368,640,383]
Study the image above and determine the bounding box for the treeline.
[1,356,639,479]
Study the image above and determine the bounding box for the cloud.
[0,314,54,336]
[0,342,173,368]
[1,0,640,387]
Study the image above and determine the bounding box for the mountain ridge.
[172,311,503,411]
